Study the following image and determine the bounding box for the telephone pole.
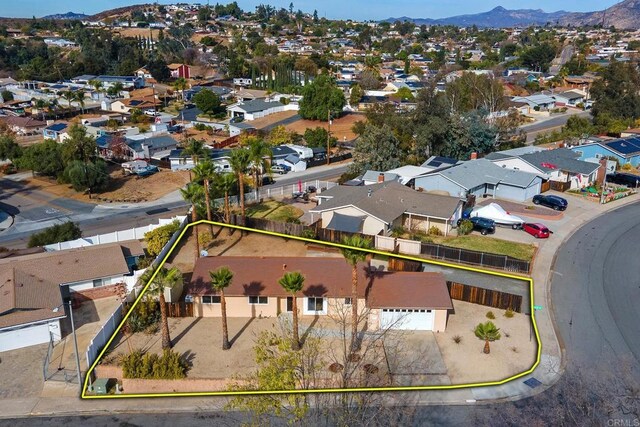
[326,109,332,166]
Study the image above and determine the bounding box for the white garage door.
[0,323,51,352]
[380,309,434,330]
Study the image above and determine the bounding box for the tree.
[27,221,82,247]
[145,266,183,349]
[229,148,251,221]
[474,321,501,354]
[180,183,203,259]
[147,57,170,82]
[193,89,222,116]
[63,159,110,197]
[444,110,498,160]
[349,83,364,107]
[278,271,305,350]
[16,139,64,177]
[339,235,372,352]
[350,124,402,174]
[1,90,13,102]
[173,77,188,101]
[519,43,556,72]
[304,127,336,148]
[591,60,640,126]
[246,137,271,200]
[61,124,97,164]
[266,125,293,146]
[181,138,208,171]
[193,160,217,231]
[445,73,505,115]
[143,220,181,258]
[395,87,414,101]
[61,90,75,109]
[214,172,237,223]
[359,68,380,91]
[299,74,345,121]
[209,266,234,350]
[0,134,22,161]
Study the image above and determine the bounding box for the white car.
[469,203,524,229]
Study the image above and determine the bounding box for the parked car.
[230,116,244,123]
[261,176,275,186]
[135,165,159,177]
[607,172,640,188]
[457,216,495,235]
[532,194,568,211]
[271,165,288,175]
[522,223,551,238]
[465,203,524,229]
[307,185,317,193]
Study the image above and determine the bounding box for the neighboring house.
[362,170,399,186]
[168,63,191,79]
[169,148,232,172]
[552,90,586,107]
[227,99,289,122]
[311,181,464,236]
[414,159,542,202]
[420,156,460,171]
[234,88,274,102]
[1,116,46,135]
[126,134,179,160]
[571,136,640,168]
[187,257,453,332]
[42,122,70,142]
[110,95,161,114]
[280,154,306,172]
[0,242,142,352]
[486,147,601,190]
[96,135,137,160]
[511,94,556,112]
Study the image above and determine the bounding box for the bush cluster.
[121,349,188,379]
[125,298,160,333]
[457,220,474,236]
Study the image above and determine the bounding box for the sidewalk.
[1,194,638,418]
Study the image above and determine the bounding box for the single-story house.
[414,159,542,202]
[1,116,47,135]
[552,90,585,107]
[362,170,399,186]
[186,257,453,332]
[419,156,459,171]
[511,94,556,112]
[169,148,232,172]
[311,181,464,236]
[0,242,142,352]
[43,122,70,143]
[571,136,640,168]
[227,99,289,121]
[126,134,179,159]
[280,154,307,172]
[168,63,191,79]
[110,96,161,114]
[486,148,601,190]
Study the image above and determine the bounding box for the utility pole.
[326,109,332,166]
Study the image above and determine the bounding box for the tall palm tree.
[193,160,217,232]
[182,138,208,169]
[48,99,59,119]
[74,90,86,114]
[89,79,104,98]
[144,266,183,349]
[61,90,75,109]
[33,98,47,121]
[214,172,237,223]
[173,77,188,102]
[278,271,305,350]
[180,182,204,259]
[474,321,501,354]
[246,137,272,200]
[209,266,234,350]
[229,148,251,222]
[339,235,372,352]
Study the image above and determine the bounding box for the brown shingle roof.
[187,257,452,310]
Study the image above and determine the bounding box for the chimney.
[378,173,385,183]
[470,152,478,160]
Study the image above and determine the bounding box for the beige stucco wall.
[321,207,386,236]
[433,309,447,332]
[404,216,450,235]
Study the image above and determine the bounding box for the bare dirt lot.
[26,168,190,203]
[435,300,537,384]
[248,111,298,130]
[284,113,364,142]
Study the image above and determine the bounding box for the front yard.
[244,200,304,222]
[429,235,537,261]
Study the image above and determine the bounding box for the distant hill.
[386,6,570,28]
[41,12,89,20]
[559,0,640,29]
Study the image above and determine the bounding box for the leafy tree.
[445,73,505,115]
[299,74,345,121]
[304,127,336,148]
[519,43,556,72]
[1,90,13,102]
[266,125,293,146]
[172,77,188,101]
[181,138,208,170]
[0,134,22,161]
[63,159,110,197]
[16,139,64,177]
[193,89,222,116]
[143,220,181,257]
[591,60,640,126]
[246,137,271,199]
[209,266,234,350]
[350,124,402,174]
[278,271,305,350]
[339,235,372,352]
[229,148,251,220]
[349,83,364,106]
[359,68,380,91]
[144,266,184,349]
[147,57,170,82]
[444,110,498,160]
[27,221,82,248]
[61,124,97,164]
[395,87,414,100]
[474,321,501,354]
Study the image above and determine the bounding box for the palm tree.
[474,321,501,354]
[74,90,86,114]
[89,79,104,98]
[61,90,75,109]
[173,77,188,102]
[33,98,47,121]
[209,266,234,350]
[181,138,208,173]
[48,99,59,119]
[229,148,251,222]
[107,82,124,98]
[214,172,237,223]
[193,160,217,232]
[180,182,204,259]
[278,271,305,350]
[339,235,372,352]
[144,266,183,349]
[246,137,272,200]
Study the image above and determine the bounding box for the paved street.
[522,110,591,142]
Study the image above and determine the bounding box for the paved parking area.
[0,344,47,398]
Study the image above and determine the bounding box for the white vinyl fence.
[86,303,123,369]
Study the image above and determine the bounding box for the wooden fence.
[165,302,194,317]
[421,242,531,274]
[447,281,522,312]
[550,181,571,192]
[540,181,551,193]
[387,258,422,272]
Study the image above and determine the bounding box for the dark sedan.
[457,216,495,235]
[532,194,568,211]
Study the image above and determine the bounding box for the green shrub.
[300,228,317,239]
[457,219,474,236]
[504,308,515,318]
[28,221,82,247]
[391,226,407,238]
[144,220,181,257]
[486,311,496,320]
[427,226,443,236]
[125,297,160,333]
[621,163,633,171]
[121,349,188,379]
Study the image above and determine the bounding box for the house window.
[179,157,186,165]
[286,297,293,312]
[202,296,221,304]
[305,297,326,314]
[344,298,352,305]
[249,296,268,305]
[93,278,104,287]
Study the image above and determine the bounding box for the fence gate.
[447,281,522,312]
[166,302,194,317]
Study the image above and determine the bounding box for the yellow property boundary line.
[81,220,541,399]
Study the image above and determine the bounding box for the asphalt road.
[551,201,640,372]
[523,110,591,142]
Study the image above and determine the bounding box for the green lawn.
[245,200,304,222]
[429,235,536,261]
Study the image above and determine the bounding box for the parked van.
[271,165,288,175]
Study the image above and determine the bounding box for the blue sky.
[2,0,620,21]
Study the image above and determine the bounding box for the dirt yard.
[248,111,298,130]
[284,113,365,142]
[26,168,190,204]
[435,300,537,384]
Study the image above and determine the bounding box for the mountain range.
[386,1,640,28]
[41,12,89,20]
